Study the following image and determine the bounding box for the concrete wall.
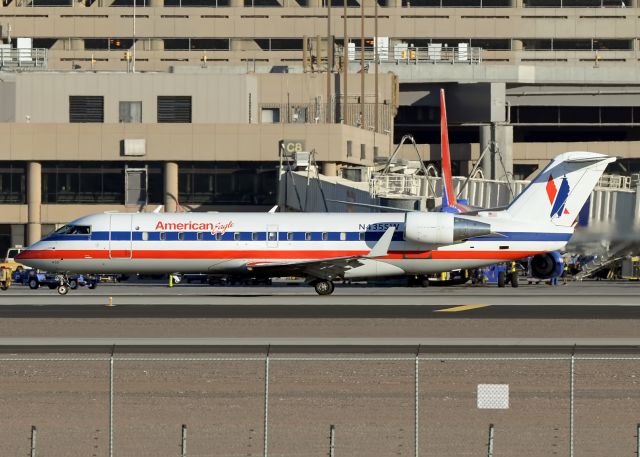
[1,5,639,72]
[0,81,15,123]
[0,122,390,163]
[13,72,256,124]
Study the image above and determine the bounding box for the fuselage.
[18,211,572,279]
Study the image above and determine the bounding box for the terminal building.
[1,0,640,253]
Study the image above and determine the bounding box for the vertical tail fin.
[506,152,616,227]
[440,88,456,210]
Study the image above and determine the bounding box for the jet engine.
[529,251,564,279]
[404,212,492,245]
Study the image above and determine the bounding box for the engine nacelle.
[529,252,564,279]
[404,212,492,245]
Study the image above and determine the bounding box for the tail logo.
[546,175,571,218]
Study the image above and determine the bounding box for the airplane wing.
[246,226,396,281]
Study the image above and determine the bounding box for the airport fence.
[1,352,640,457]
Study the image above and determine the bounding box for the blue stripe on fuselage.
[42,231,572,243]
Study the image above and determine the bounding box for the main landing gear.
[312,279,335,296]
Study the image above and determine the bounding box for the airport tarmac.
[0,281,639,342]
[1,281,640,457]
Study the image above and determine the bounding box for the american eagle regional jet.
[17,151,615,295]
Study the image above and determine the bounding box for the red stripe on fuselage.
[20,249,543,261]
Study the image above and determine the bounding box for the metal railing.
[0,48,47,70]
[370,173,427,198]
[597,174,632,190]
[343,45,482,65]
[259,101,393,131]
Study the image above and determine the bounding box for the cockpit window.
[54,225,91,235]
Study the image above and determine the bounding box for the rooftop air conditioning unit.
[294,151,310,168]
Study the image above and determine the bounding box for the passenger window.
[234,232,241,241]
[268,232,277,241]
[322,232,329,241]
[340,232,346,241]
[305,232,312,241]
[197,232,203,241]
[159,232,166,241]
[287,232,294,241]
[142,232,148,241]
[178,232,185,241]
[216,233,223,241]
[359,232,365,241]
[252,232,260,241]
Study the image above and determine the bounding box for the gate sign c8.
[281,140,306,157]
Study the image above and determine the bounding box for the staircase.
[574,255,625,280]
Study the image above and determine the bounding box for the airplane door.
[109,214,133,259]
[266,225,278,248]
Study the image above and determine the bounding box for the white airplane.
[17,151,615,295]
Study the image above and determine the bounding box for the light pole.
[132,0,136,72]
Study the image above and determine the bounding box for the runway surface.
[2,282,640,457]
[0,281,639,343]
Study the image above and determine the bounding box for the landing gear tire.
[497,271,506,288]
[57,284,69,295]
[28,278,39,290]
[314,280,335,296]
[88,281,97,290]
[68,279,78,290]
[510,272,519,288]
[420,276,430,288]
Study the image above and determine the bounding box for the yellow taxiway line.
[434,304,490,313]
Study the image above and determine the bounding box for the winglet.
[365,226,396,258]
[268,205,278,213]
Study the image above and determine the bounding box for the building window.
[157,96,192,123]
[0,163,26,204]
[42,162,124,204]
[119,101,142,123]
[163,39,190,50]
[69,96,104,123]
[261,108,280,124]
[178,161,277,205]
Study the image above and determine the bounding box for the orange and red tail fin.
[440,88,461,212]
